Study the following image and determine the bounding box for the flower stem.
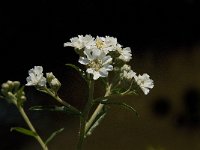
[18,106,48,150]
[77,117,86,150]
[44,88,81,115]
[85,84,111,133]
[77,79,94,150]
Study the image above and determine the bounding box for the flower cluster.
[0,34,155,150]
[1,80,26,105]
[64,35,132,80]
[64,35,154,95]
[26,66,61,94]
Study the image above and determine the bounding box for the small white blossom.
[26,66,46,87]
[79,48,113,80]
[133,73,154,95]
[121,64,131,71]
[118,47,132,62]
[95,36,118,54]
[104,36,118,48]
[64,35,95,49]
[120,64,136,80]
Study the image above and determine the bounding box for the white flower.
[118,47,132,62]
[133,73,154,95]
[121,64,131,71]
[79,48,113,80]
[64,35,95,49]
[26,66,46,87]
[104,36,118,48]
[95,36,118,54]
[120,64,136,80]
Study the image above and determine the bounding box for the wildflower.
[118,47,132,62]
[120,64,136,80]
[134,73,154,95]
[1,80,26,105]
[104,36,118,49]
[64,35,95,50]
[26,66,46,87]
[79,48,113,80]
[95,36,118,54]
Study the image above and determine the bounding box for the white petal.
[84,49,93,60]
[92,48,101,58]
[105,65,113,71]
[79,57,89,65]
[93,72,101,80]
[102,56,112,66]
[64,42,72,47]
[99,68,108,77]
[86,68,94,74]
[38,77,47,87]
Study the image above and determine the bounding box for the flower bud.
[7,80,13,86]
[46,72,61,93]
[13,81,20,92]
[50,78,61,93]
[1,80,25,105]
[46,72,55,83]
[1,83,9,92]
[20,96,27,102]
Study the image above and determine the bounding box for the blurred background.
[1,0,200,149]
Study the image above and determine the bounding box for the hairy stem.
[77,80,94,150]
[44,87,80,115]
[18,106,48,150]
[85,84,111,135]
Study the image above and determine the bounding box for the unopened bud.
[46,72,55,83]
[13,81,20,88]
[20,96,27,101]
[50,78,61,93]
[7,80,14,87]
[1,83,10,96]
[2,83,9,90]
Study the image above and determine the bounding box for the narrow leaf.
[65,64,87,81]
[45,128,64,145]
[86,113,106,137]
[30,105,81,116]
[10,127,38,137]
[100,100,139,117]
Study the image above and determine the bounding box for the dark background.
[1,0,200,150]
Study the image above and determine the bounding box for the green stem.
[44,88,80,115]
[85,84,111,133]
[77,79,94,150]
[77,117,86,150]
[18,106,48,150]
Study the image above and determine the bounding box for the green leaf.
[86,113,106,137]
[45,128,64,145]
[10,127,38,137]
[65,64,87,81]
[30,105,81,116]
[100,100,139,117]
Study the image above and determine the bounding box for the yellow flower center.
[88,59,102,71]
[96,39,104,49]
